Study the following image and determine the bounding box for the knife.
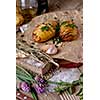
[53,58,83,68]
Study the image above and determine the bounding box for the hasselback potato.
[16,6,24,26]
[59,20,79,41]
[32,20,58,42]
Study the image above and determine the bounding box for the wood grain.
[48,0,83,11]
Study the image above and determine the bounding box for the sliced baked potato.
[59,20,79,41]
[16,13,24,26]
[16,6,24,26]
[32,20,58,42]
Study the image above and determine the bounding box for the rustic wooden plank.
[48,0,83,11]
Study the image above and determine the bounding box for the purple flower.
[39,78,45,83]
[35,75,45,84]
[35,84,45,94]
[20,82,30,92]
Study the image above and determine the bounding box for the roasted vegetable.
[16,13,24,26]
[16,6,24,26]
[59,20,79,41]
[32,21,58,42]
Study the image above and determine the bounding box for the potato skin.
[16,6,24,26]
[16,13,24,26]
[32,21,57,42]
[59,20,79,41]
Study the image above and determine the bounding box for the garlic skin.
[41,44,58,55]
[46,45,58,55]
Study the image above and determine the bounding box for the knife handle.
[60,62,83,68]
[54,58,83,68]
[16,90,33,100]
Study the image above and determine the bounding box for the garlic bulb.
[41,44,58,55]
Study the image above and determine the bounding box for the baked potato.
[16,13,24,26]
[16,6,24,26]
[59,20,79,41]
[32,20,58,42]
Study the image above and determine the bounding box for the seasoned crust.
[16,13,24,26]
[32,21,58,42]
[59,20,79,41]
[16,6,24,26]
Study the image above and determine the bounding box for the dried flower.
[35,75,45,84]
[39,78,45,84]
[20,82,30,92]
[35,84,45,94]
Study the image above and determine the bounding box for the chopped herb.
[61,21,67,26]
[52,37,62,44]
[41,26,49,31]
[61,21,78,28]
[66,24,78,28]
[55,23,60,33]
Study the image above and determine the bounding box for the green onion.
[31,90,38,100]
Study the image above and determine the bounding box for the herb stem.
[47,81,72,86]
[16,74,35,82]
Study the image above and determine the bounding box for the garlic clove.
[46,45,57,55]
[41,44,58,55]
[47,45,58,55]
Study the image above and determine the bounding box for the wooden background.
[48,0,82,11]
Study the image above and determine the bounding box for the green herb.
[41,26,49,31]
[67,86,73,94]
[52,37,62,45]
[47,73,83,98]
[16,74,34,82]
[31,90,38,100]
[75,73,83,100]
[48,80,73,94]
[54,86,68,93]
[76,87,83,100]
[16,65,35,83]
[61,21,68,26]
[61,21,78,28]
[66,24,78,28]
[16,65,33,78]
[55,24,60,33]
[47,81,71,86]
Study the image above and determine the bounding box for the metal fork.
[59,92,80,100]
